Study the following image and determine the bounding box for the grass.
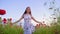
[33,24,60,34]
[0,17,60,34]
[0,24,23,34]
[0,23,60,34]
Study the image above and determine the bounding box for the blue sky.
[0,0,60,25]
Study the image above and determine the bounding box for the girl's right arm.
[13,14,24,24]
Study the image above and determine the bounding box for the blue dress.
[23,14,35,34]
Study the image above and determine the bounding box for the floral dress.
[23,14,35,34]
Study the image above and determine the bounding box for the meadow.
[0,17,60,34]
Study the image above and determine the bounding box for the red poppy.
[36,24,39,26]
[10,18,12,21]
[36,24,40,28]
[2,18,7,24]
[0,9,6,15]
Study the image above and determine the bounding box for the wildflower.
[0,9,6,15]
[2,18,7,24]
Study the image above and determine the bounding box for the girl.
[13,7,41,34]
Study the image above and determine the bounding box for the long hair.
[23,7,31,15]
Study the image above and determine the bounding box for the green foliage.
[0,17,2,24]
[57,17,60,23]
[33,17,60,34]
[0,17,60,34]
[0,24,23,34]
[33,25,60,34]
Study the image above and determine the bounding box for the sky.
[0,0,60,26]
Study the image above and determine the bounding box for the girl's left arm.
[13,14,24,24]
[31,15,41,23]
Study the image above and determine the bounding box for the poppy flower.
[2,18,7,24]
[36,24,40,28]
[0,9,6,15]
[36,24,39,27]
[38,24,40,28]
[10,18,12,21]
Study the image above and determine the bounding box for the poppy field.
[0,17,60,34]
[0,22,60,34]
